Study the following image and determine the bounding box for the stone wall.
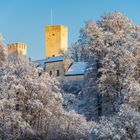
[64,75,84,82]
[45,61,64,78]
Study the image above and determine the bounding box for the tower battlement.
[8,43,27,56]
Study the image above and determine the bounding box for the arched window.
[56,70,60,77]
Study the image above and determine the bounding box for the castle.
[7,25,87,82]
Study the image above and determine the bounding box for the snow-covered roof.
[65,62,88,76]
[33,56,64,68]
[46,56,64,63]
[33,59,47,68]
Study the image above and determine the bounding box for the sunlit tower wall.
[45,25,68,57]
[8,43,27,57]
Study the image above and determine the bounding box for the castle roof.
[65,62,88,76]
[33,59,47,68]
[34,56,65,68]
[46,56,65,63]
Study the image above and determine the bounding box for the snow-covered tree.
[70,42,80,62]
[96,12,140,114]
[0,34,7,67]
[89,104,140,140]
[0,35,91,140]
[77,12,139,117]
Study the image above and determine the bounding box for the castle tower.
[8,43,27,57]
[45,25,68,57]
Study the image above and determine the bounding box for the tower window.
[56,70,60,77]
[49,71,52,77]
[52,33,55,36]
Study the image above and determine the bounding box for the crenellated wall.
[8,43,27,56]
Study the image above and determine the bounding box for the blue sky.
[0,0,140,60]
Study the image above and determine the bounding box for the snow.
[46,56,64,63]
[33,56,65,68]
[65,62,88,76]
[33,59,47,68]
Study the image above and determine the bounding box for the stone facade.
[45,60,65,79]
[64,75,84,82]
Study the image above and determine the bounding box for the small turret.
[8,43,27,57]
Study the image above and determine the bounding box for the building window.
[52,33,55,36]
[52,55,55,57]
[49,71,52,77]
[56,70,60,77]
